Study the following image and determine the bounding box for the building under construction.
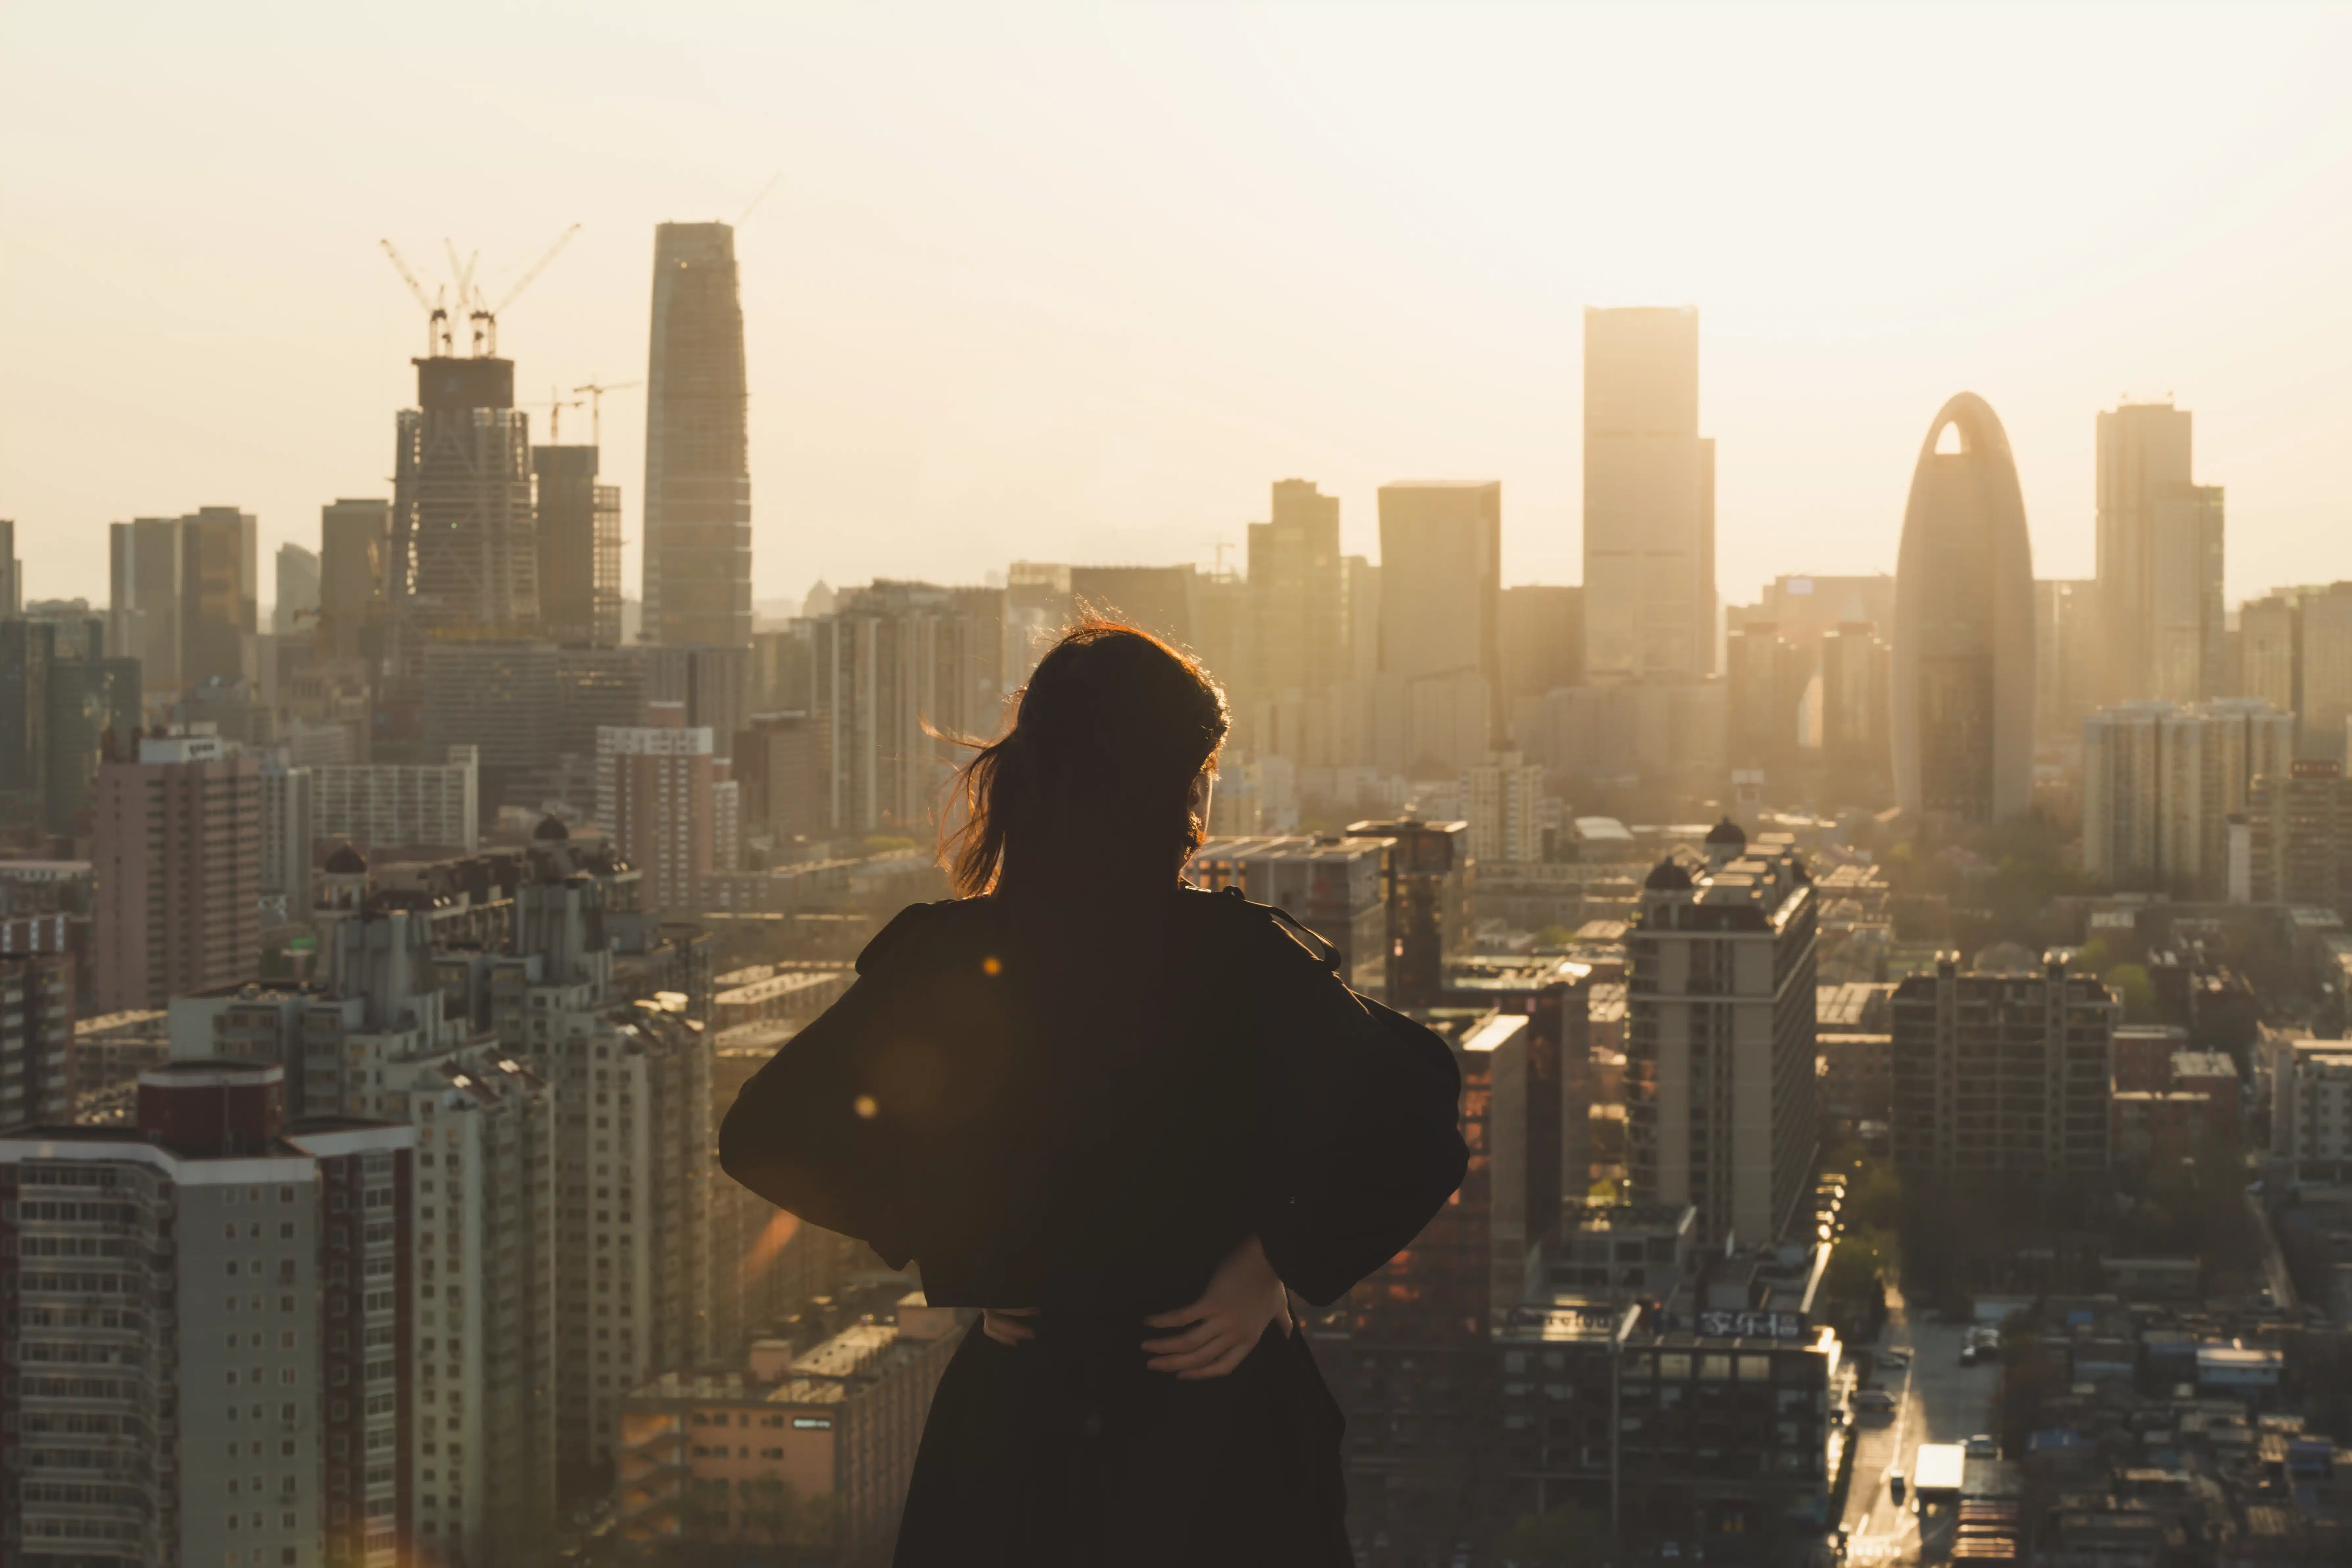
[643,221,753,650]
[533,444,622,646]
[393,355,539,674]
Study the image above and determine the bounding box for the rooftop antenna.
[738,168,784,227]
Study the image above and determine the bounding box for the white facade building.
[2083,700,2293,896]
[312,745,479,854]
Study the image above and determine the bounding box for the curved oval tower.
[1892,393,2036,823]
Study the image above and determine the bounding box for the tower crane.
[379,239,451,357]
[533,387,587,445]
[476,223,582,357]
[572,378,642,448]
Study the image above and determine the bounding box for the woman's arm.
[1246,920,1469,1308]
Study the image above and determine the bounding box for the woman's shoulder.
[852,896,1000,977]
[1174,885,1343,978]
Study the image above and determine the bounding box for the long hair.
[941,617,1229,898]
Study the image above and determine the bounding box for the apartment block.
[93,733,261,1013]
[311,748,480,856]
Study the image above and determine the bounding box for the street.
[1836,1289,2001,1565]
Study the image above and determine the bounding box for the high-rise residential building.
[535,444,623,647]
[2034,579,2101,752]
[643,222,752,651]
[1460,751,1546,866]
[598,704,734,912]
[1378,481,1502,763]
[93,732,261,1012]
[0,951,74,1127]
[2237,592,2299,719]
[0,1059,413,1568]
[1248,478,1345,695]
[1892,394,2037,822]
[2247,760,2352,913]
[256,753,316,916]
[1583,307,1716,682]
[318,498,391,664]
[643,642,752,762]
[180,506,259,690]
[274,541,321,637]
[733,711,822,837]
[393,355,538,669]
[2097,400,2225,705]
[1625,822,1818,1248]
[0,615,140,838]
[2082,699,2293,896]
[311,745,480,854]
[2296,582,2352,765]
[1498,585,1583,713]
[108,514,183,691]
[1890,953,2117,1178]
[808,581,992,834]
[0,518,20,615]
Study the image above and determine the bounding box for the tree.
[1505,1502,1612,1567]
[2104,963,2157,1023]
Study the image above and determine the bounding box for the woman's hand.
[1140,1234,1293,1380]
[982,1307,1039,1347]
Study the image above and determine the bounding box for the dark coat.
[719,886,1468,1568]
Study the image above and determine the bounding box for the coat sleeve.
[1244,912,1468,1307]
[715,904,936,1267]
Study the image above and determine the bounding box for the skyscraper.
[1248,478,1344,694]
[109,514,184,691]
[1378,481,1503,763]
[179,505,258,689]
[1891,394,2037,823]
[0,518,19,615]
[597,703,733,912]
[2096,401,2225,706]
[318,497,391,663]
[273,541,320,637]
[393,355,538,667]
[1583,307,1716,682]
[643,222,752,651]
[535,443,623,646]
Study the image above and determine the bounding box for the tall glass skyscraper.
[1892,393,2037,823]
[1582,306,1716,682]
[643,221,753,650]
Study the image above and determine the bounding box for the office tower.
[1068,564,1198,648]
[393,355,538,667]
[0,951,74,1126]
[809,581,992,833]
[1248,478,1344,694]
[273,541,320,636]
[109,514,184,691]
[644,642,751,761]
[1751,573,1894,648]
[598,704,731,912]
[1343,556,1380,684]
[1724,619,1807,781]
[93,732,261,1012]
[420,638,557,809]
[1890,953,2117,1178]
[535,444,623,646]
[734,710,823,836]
[1460,751,1545,865]
[179,505,259,689]
[2297,582,2352,764]
[1820,619,1890,802]
[1891,394,2037,823]
[173,674,273,749]
[1498,584,1583,711]
[311,746,480,854]
[0,618,54,827]
[643,222,753,650]
[2035,579,2101,750]
[257,754,316,915]
[1378,481,1503,763]
[1583,307,1716,681]
[0,1059,413,1568]
[2082,699,2293,896]
[0,518,18,614]
[318,498,391,663]
[1,615,140,839]
[2238,592,2298,714]
[2247,760,2352,912]
[1626,823,1818,1248]
[2097,401,2225,705]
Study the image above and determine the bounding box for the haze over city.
[5,1,2350,604]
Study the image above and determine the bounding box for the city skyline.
[5,4,2352,611]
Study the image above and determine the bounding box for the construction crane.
[572,378,642,448]
[379,239,451,357]
[532,387,587,445]
[475,223,582,357]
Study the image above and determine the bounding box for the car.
[1880,1349,1911,1368]
[1964,1434,1998,1459]
[1888,1470,1907,1504]
[1855,1389,1897,1414]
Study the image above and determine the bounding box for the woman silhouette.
[720,619,1467,1567]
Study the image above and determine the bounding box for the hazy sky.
[4,2,2348,614]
